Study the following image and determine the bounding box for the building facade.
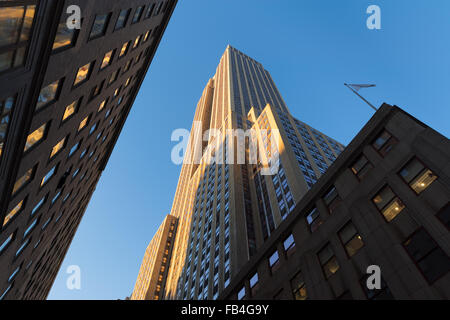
[131,215,178,300]
[219,104,450,300]
[0,0,177,300]
[160,46,345,300]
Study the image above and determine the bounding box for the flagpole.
[344,83,378,112]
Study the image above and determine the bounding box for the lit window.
[132,35,141,49]
[0,95,16,161]
[115,9,130,30]
[119,41,129,57]
[306,207,322,232]
[132,6,144,24]
[404,228,450,283]
[318,243,340,279]
[124,77,131,87]
[3,199,24,227]
[89,13,110,39]
[78,116,89,131]
[399,158,437,194]
[52,20,77,51]
[98,99,107,112]
[100,50,114,69]
[12,166,34,195]
[24,122,47,151]
[113,87,120,98]
[372,130,397,157]
[62,99,80,121]
[323,186,341,214]
[50,136,66,158]
[338,221,364,257]
[290,271,307,300]
[0,5,36,73]
[372,186,405,222]
[41,165,56,187]
[74,62,93,86]
[36,79,61,110]
[143,30,151,42]
[351,155,373,180]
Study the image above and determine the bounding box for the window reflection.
[53,21,77,51]
[36,79,61,111]
[0,95,15,160]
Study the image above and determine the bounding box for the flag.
[346,84,376,92]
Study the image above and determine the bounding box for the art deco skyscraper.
[158,46,345,300]
[0,0,177,300]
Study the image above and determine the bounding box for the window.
[115,9,130,30]
[36,79,61,111]
[24,122,47,151]
[119,41,130,58]
[249,272,259,296]
[90,80,104,100]
[0,233,14,254]
[123,59,131,72]
[437,204,450,229]
[98,99,107,112]
[132,6,144,24]
[52,20,78,51]
[323,186,341,214]
[8,265,20,282]
[132,35,141,49]
[68,141,80,157]
[372,186,405,222]
[108,69,120,85]
[351,155,373,180]
[31,195,46,216]
[283,234,295,256]
[338,221,364,257]
[291,271,307,300]
[372,130,397,157]
[50,136,66,158]
[15,238,29,257]
[74,62,93,86]
[145,4,156,18]
[318,243,340,278]
[306,207,322,232]
[403,228,450,283]
[399,158,437,194]
[89,13,110,39]
[143,30,151,42]
[41,165,56,187]
[23,218,38,238]
[269,250,280,273]
[12,166,34,195]
[3,199,24,227]
[0,4,36,73]
[78,116,89,131]
[0,95,16,161]
[62,99,80,122]
[124,77,131,87]
[360,275,393,300]
[237,286,245,300]
[100,50,114,69]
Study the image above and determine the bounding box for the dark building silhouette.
[0,0,177,300]
[219,104,450,300]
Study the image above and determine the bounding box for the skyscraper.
[0,0,177,300]
[158,46,345,300]
[131,215,178,300]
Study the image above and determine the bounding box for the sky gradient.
[48,0,450,299]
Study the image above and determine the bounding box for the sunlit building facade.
[131,215,178,300]
[0,0,177,299]
[160,46,345,300]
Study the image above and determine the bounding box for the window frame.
[372,185,405,222]
[88,13,111,41]
[398,157,438,195]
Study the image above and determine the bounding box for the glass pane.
[13,167,33,194]
[20,5,36,41]
[339,222,357,244]
[351,155,368,174]
[400,158,424,183]
[373,186,395,210]
[115,9,129,30]
[63,100,77,120]
[74,62,92,85]
[24,123,46,151]
[410,169,437,194]
[90,14,109,38]
[318,244,333,264]
[3,199,23,226]
[0,6,24,46]
[13,46,26,67]
[323,256,340,278]
[53,21,75,50]
[78,117,88,130]
[101,50,113,69]
[345,235,364,257]
[382,198,405,222]
[119,42,129,57]
[404,229,436,261]
[418,248,450,283]
[50,137,66,158]
[373,131,391,150]
[0,50,14,72]
[36,80,60,110]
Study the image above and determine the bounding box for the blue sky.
[47,0,450,299]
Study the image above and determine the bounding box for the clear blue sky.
[48,0,450,299]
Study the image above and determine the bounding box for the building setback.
[219,104,450,300]
[131,215,178,300]
[0,0,177,300]
[156,46,346,300]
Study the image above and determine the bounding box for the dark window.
[360,275,394,300]
[351,154,373,180]
[269,250,280,273]
[318,243,339,278]
[132,6,144,24]
[399,158,437,194]
[36,79,63,111]
[306,207,322,232]
[89,13,110,39]
[437,204,450,229]
[372,130,397,157]
[403,228,450,284]
[283,234,295,256]
[0,95,16,163]
[0,4,36,73]
[338,221,364,257]
[290,271,307,300]
[372,186,405,222]
[323,186,342,214]
[53,20,78,51]
[115,9,130,30]
[145,3,156,18]
[90,80,104,100]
